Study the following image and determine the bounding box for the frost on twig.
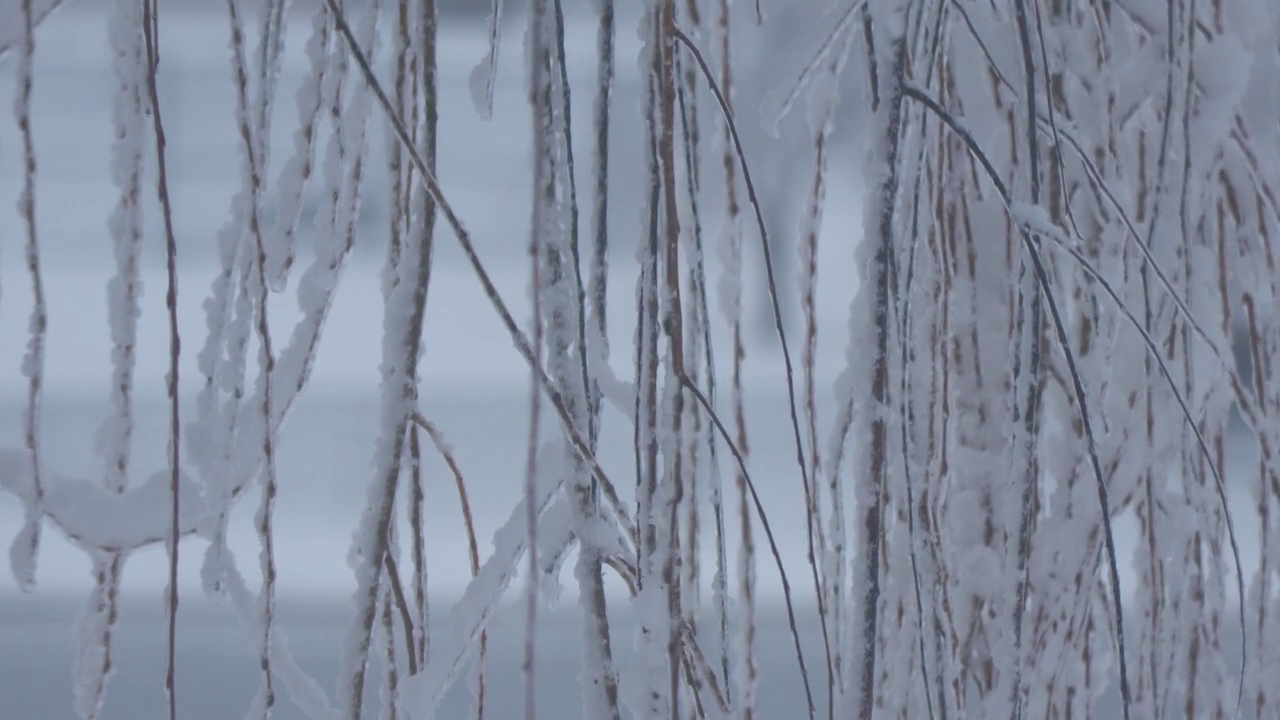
[8,2,1280,719]
[11,0,46,596]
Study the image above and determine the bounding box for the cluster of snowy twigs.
[5,0,1280,718]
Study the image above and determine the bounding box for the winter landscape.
[1,1,1277,719]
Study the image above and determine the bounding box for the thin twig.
[140,2,183,717]
[409,412,488,711]
[671,27,828,719]
[14,0,46,597]
[525,8,551,715]
[225,0,279,713]
[321,0,638,554]
[679,371,816,718]
[383,551,418,676]
[1009,2,1044,716]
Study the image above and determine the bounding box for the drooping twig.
[321,0,639,557]
[902,81,1132,720]
[141,1,185,717]
[409,412,487,710]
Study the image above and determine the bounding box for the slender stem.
[140,3,183,717]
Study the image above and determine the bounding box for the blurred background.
[0,2,1263,718]
[0,1,863,717]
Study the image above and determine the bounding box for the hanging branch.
[408,413,488,707]
[140,0,184,717]
[1008,1,1044,716]
[225,1,282,715]
[587,0,615,439]
[9,4,1280,720]
[412,0,441,677]
[635,9,667,713]
[12,0,46,596]
[901,81,1133,720]
[655,1,689,714]
[524,3,555,717]
[540,0,624,715]
[670,22,819,717]
[324,0,637,553]
[75,2,148,716]
[709,0,756,712]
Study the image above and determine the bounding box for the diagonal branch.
[319,0,638,557]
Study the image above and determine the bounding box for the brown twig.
[672,26,826,718]
[409,412,488,713]
[141,2,184,717]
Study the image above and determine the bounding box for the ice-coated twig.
[139,0,185,716]
[263,6,331,289]
[223,3,285,715]
[320,0,638,554]
[672,25,830,718]
[901,80,1133,720]
[0,450,206,551]
[10,0,45,595]
[408,413,486,703]
[69,4,149,714]
[523,9,549,715]
[400,445,577,719]
[538,0,623,715]
[1006,2,1044,716]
